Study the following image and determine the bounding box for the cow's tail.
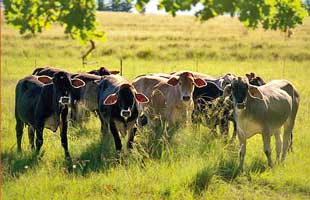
[32,67,44,75]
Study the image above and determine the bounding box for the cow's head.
[103,83,148,120]
[166,72,207,102]
[246,72,266,86]
[224,76,263,110]
[52,71,85,107]
[219,73,236,88]
[98,67,120,76]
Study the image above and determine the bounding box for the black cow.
[88,67,120,76]
[32,67,77,77]
[97,75,148,151]
[15,72,85,159]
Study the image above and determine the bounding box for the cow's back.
[132,75,168,99]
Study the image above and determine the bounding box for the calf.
[15,72,85,159]
[97,75,148,151]
[224,77,299,169]
[133,72,207,128]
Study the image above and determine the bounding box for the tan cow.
[133,72,207,128]
[224,77,299,169]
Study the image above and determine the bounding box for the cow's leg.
[231,119,237,141]
[16,117,24,152]
[28,126,35,150]
[274,129,282,162]
[282,119,295,162]
[238,133,247,170]
[110,120,122,152]
[262,130,273,167]
[99,114,109,138]
[35,127,44,153]
[219,118,229,136]
[60,107,70,159]
[127,127,137,149]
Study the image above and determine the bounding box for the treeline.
[97,0,132,12]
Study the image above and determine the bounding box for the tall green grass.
[2,12,310,199]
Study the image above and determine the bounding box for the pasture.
[2,12,310,199]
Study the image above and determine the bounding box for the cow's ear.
[110,70,120,75]
[135,93,149,103]
[103,93,118,105]
[257,76,266,85]
[223,84,232,97]
[94,80,101,85]
[71,78,85,88]
[194,78,207,88]
[245,73,252,80]
[167,77,179,86]
[37,76,53,84]
[248,86,263,100]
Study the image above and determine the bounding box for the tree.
[3,0,105,63]
[136,0,307,32]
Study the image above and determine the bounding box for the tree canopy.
[136,0,307,32]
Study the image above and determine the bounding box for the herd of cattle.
[15,66,299,169]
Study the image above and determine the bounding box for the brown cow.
[133,72,207,129]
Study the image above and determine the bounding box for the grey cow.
[224,77,299,169]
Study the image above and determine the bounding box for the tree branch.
[82,40,96,65]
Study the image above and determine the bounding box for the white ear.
[248,86,263,100]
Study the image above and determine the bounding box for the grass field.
[2,12,310,199]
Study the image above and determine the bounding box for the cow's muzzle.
[236,102,246,109]
[121,109,131,120]
[182,96,191,101]
[59,96,71,106]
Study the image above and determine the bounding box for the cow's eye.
[179,82,182,86]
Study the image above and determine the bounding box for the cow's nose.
[236,102,246,109]
[183,96,191,101]
[121,110,131,118]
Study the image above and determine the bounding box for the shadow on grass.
[1,150,42,178]
[190,165,216,195]
[248,157,267,174]
[68,134,118,175]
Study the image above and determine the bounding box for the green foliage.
[136,0,307,31]
[3,0,105,43]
